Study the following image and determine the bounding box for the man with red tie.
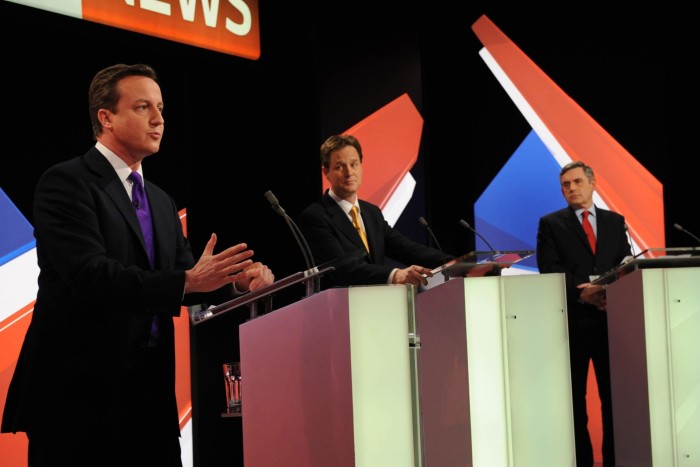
[536,160,631,467]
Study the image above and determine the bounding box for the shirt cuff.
[388,268,398,285]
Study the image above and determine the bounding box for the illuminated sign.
[7,0,260,59]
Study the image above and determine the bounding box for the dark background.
[1,1,695,466]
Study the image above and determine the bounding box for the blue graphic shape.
[474,130,564,271]
[0,187,35,267]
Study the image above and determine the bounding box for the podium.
[417,264,575,466]
[428,250,536,279]
[594,249,700,466]
[238,284,423,467]
[189,251,367,324]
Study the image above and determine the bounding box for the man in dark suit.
[537,160,631,467]
[1,64,274,467]
[297,134,452,290]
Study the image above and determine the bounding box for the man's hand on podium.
[578,283,607,311]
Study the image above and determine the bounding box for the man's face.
[102,75,164,164]
[323,145,363,201]
[560,167,596,209]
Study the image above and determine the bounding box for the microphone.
[623,224,636,260]
[673,223,700,244]
[418,217,444,252]
[264,190,316,271]
[459,219,497,252]
[264,190,285,215]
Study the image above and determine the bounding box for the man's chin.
[335,188,357,200]
[145,144,161,155]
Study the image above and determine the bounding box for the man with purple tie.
[1,64,274,467]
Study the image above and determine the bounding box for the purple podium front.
[239,284,422,467]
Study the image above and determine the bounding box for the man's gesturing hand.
[184,233,254,293]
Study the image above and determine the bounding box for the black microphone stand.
[459,219,497,253]
[265,191,319,296]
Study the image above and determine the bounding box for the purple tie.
[128,171,159,340]
[128,171,155,267]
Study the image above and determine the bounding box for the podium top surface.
[592,247,700,285]
[188,266,330,325]
[636,247,700,257]
[188,250,367,325]
[429,250,534,278]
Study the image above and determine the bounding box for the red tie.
[582,211,596,254]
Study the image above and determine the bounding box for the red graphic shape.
[322,93,423,210]
[472,15,664,253]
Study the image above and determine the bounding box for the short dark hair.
[88,64,158,140]
[560,160,594,181]
[320,134,363,169]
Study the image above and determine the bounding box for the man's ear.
[98,109,112,128]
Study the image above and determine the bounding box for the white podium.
[238,284,423,467]
[605,264,700,467]
[417,273,575,466]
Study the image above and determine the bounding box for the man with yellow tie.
[297,134,452,290]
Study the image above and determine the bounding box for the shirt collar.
[95,141,143,184]
[329,189,359,215]
[575,206,596,218]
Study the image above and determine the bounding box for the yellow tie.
[350,206,369,252]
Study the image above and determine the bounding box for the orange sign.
[84,0,260,59]
[9,0,260,60]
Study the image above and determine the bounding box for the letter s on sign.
[226,0,252,36]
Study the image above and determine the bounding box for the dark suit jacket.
[2,147,223,439]
[297,191,452,289]
[536,205,631,324]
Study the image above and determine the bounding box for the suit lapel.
[358,201,377,257]
[594,208,614,259]
[84,148,154,264]
[564,207,593,254]
[147,183,178,269]
[322,193,370,254]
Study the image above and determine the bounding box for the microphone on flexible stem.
[624,224,636,257]
[419,217,447,283]
[418,217,444,252]
[459,219,496,252]
[264,190,316,271]
[619,224,636,264]
[264,190,319,296]
[673,223,700,244]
